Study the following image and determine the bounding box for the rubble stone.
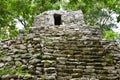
[0,10,120,80]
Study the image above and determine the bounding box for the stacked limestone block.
[0,10,120,80]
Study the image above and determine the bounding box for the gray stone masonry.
[32,10,85,28]
[0,10,120,80]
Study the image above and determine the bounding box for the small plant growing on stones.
[0,64,29,76]
[0,66,15,76]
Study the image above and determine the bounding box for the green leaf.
[117,15,120,22]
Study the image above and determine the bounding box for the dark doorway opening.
[54,14,62,25]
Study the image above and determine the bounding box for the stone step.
[86,62,104,66]
[79,59,104,62]
[44,67,56,73]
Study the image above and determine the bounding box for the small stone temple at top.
[30,10,101,39]
[32,10,85,27]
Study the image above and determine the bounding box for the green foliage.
[0,66,15,76]
[0,53,7,58]
[0,0,60,39]
[0,64,29,76]
[0,53,28,76]
[67,0,119,27]
[103,30,118,40]
[16,64,29,75]
[65,0,120,41]
[117,15,120,22]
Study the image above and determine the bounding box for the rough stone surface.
[32,10,85,28]
[0,10,120,80]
